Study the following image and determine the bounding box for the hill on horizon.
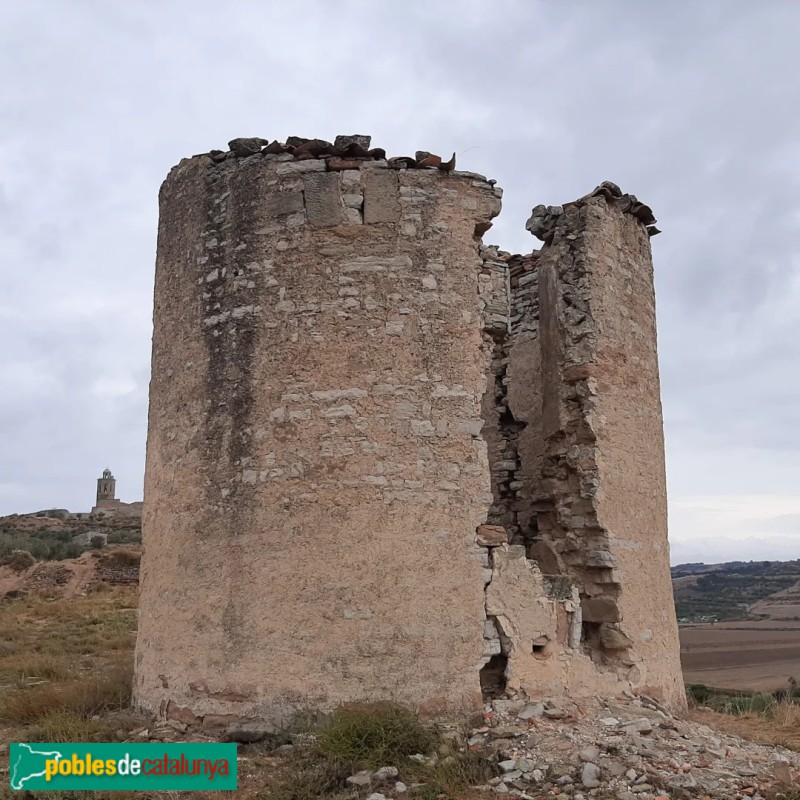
[672,559,800,623]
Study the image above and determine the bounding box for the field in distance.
[681,620,800,692]
[673,559,800,692]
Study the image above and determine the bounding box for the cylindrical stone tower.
[135,138,686,729]
[134,139,502,726]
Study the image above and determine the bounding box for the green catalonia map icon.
[10,744,65,791]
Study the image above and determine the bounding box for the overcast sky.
[2,0,799,565]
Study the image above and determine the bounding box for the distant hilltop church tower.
[95,468,116,508]
[91,468,143,518]
[134,135,685,731]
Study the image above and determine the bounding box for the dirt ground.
[0,546,140,599]
[751,581,800,620]
[681,621,800,691]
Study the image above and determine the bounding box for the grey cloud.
[1,1,799,565]
[670,536,800,566]
[764,515,800,536]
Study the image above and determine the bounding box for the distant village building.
[91,468,143,518]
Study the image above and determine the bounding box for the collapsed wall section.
[475,184,685,709]
[134,141,502,727]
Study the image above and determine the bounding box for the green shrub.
[260,703,496,800]
[1,549,35,572]
[0,529,105,562]
[318,702,436,767]
[106,529,142,545]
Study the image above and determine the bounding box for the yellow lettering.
[70,752,84,776]
[45,760,58,782]
[106,759,117,775]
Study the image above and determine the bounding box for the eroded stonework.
[477,183,683,707]
[134,139,684,731]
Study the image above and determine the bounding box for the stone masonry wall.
[476,184,685,709]
[134,137,503,727]
[135,135,685,731]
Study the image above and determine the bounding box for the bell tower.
[96,468,116,507]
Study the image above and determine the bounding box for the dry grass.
[0,588,136,665]
[686,682,800,753]
[0,586,266,800]
[689,699,800,752]
[0,663,131,723]
[0,587,137,741]
[24,710,126,743]
[0,651,74,684]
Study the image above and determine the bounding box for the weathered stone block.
[304,173,343,228]
[581,596,621,623]
[223,719,277,743]
[585,550,616,568]
[228,137,268,157]
[328,157,363,171]
[201,713,239,729]
[276,160,326,174]
[530,540,561,575]
[363,170,399,224]
[476,524,508,546]
[265,191,304,218]
[335,134,371,149]
[599,623,633,650]
[165,700,200,726]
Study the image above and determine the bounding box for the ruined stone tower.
[134,135,684,729]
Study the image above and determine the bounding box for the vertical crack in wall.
[476,245,512,699]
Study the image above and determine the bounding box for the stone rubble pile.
[465,694,799,799]
[134,694,800,799]
[341,696,800,799]
[95,560,139,585]
[25,562,72,592]
[205,135,460,173]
